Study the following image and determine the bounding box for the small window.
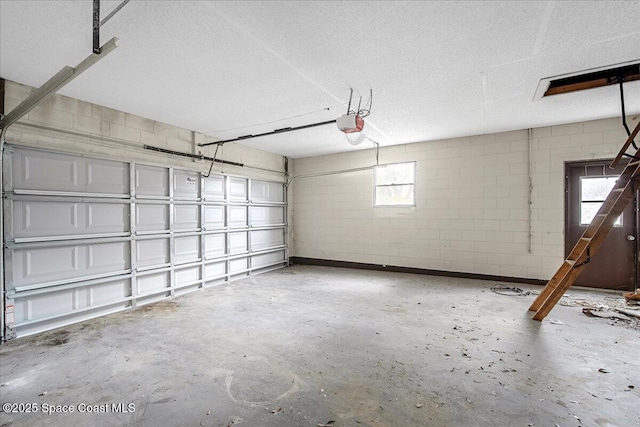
[374,162,415,207]
[580,176,621,226]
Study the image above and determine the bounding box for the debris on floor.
[558,292,640,329]
[581,308,628,321]
[226,416,243,426]
[613,307,640,319]
[317,421,335,427]
[549,319,563,325]
[623,289,640,304]
[490,285,536,297]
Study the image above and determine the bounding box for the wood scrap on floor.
[623,289,640,303]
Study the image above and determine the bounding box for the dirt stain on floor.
[137,300,182,314]
[39,329,71,346]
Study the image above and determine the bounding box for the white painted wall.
[3,80,286,182]
[4,79,638,281]
[290,115,639,280]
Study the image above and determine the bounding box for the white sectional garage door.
[2,146,287,339]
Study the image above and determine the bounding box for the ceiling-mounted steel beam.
[0,37,118,130]
[199,119,337,148]
[93,0,101,53]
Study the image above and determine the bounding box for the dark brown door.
[566,160,637,290]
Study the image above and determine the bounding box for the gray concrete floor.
[1,265,638,427]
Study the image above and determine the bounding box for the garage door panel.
[135,203,169,233]
[250,206,284,226]
[203,205,225,229]
[87,242,129,271]
[137,271,170,296]
[204,176,225,200]
[85,160,129,194]
[3,147,288,339]
[229,232,248,254]
[175,265,200,286]
[135,238,169,268]
[12,200,128,238]
[174,170,199,199]
[229,206,247,228]
[14,150,78,191]
[12,241,131,288]
[86,203,129,233]
[11,149,128,195]
[173,205,200,231]
[89,278,132,306]
[13,200,79,238]
[229,257,248,274]
[135,165,169,197]
[204,261,226,279]
[14,289,74,322]
[174,235,201,264]
[250,229,284,251]
[204,233,226,258]
[251,250,286,269]
[12,277,131,324]
[251,181,284,203]
[229,178,247,200]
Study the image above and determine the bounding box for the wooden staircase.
[529,121,640,320]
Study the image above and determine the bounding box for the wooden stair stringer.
[529,153,640,320]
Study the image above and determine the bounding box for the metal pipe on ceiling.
[100,0,130,27]
[142,145,285,175]
[199,119,337,147]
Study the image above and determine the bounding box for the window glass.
[580,176,621,226]
[374,162,415,206]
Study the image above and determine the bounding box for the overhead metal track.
[144,144,244,167]
[0,37,118,130]
[199,119,337,148]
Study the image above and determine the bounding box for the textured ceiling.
[1,1,639,158]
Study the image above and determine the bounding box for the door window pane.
[580,176,621,226]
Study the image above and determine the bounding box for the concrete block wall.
[290,115,640,280]
[2,80,285,181]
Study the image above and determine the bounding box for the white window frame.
[373,162,416,207]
